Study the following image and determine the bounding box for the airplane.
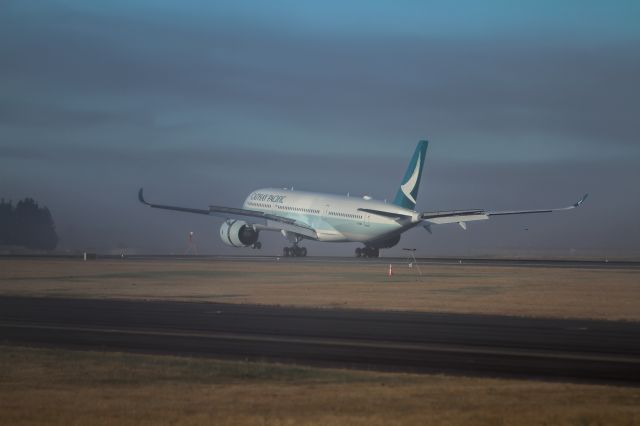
[138,140,588,257]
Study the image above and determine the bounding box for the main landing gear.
[252,242,262,249]
[283,245,307,257]
[355,246,379,258]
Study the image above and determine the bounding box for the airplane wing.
[357,208,412,220]
[421,194,588,227]
[138,188,318,239]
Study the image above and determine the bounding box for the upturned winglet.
[138,188,150,206]
[574,193,589,208]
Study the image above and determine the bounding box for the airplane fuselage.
[243,188,421,243]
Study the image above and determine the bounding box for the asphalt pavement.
[1,296,639,385]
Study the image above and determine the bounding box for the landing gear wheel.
[359,247,380,258]
[284,244,307,257]
[253,242,262,249]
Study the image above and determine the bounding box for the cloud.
[2,3,639,153]
[0,101,153,129]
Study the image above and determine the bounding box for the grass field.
[1,345,639,426]
[1,259,638,424]
[1,258,639,320]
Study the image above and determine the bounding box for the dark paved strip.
[2,254,638,269]
[1,296,639,384]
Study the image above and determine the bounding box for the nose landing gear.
[356,246,379,258]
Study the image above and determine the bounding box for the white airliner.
[139,140,587,257]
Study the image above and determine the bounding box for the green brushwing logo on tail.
[393,140,428,210]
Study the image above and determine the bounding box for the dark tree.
[0,199,13,246]
[0,198,58,251]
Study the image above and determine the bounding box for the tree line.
[0,198,58,251]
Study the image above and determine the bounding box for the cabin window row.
[328,211,362,219]
[276,205,320,214]
[247,201,272,209]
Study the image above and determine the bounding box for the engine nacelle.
[219,220,259,247]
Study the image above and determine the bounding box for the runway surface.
[3,253,639,269]
[2,297,639,384]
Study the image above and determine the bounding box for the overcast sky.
[1,1,639,258]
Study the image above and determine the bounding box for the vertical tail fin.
[393,140,428,210]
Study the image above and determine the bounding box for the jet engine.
[219,220,260,247]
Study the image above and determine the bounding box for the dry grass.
[1,345,639,426]
[0,258,639,320]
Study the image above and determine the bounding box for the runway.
[3,253,639,269]
[182,255,640,270]
[1,297,639,385]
